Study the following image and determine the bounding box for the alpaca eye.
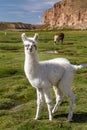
[33,45,37,49]
[25,44,30,47]
[32,41,35,44]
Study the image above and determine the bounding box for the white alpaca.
[21,33,87,121]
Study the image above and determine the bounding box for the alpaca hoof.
[49,118,52,121]
[67,114,73,122]
[34,117,39,120]
[67,120,72,122]
[34,118,37,120]
[67,118,73,122]
[34,118,38,121]
[67,117,73,122]
[49,115,53,121]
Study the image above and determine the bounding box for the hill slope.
[0,22,36,30]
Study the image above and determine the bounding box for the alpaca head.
[54,35,59,44]
[21,33,38,54]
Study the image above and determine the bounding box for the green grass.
[0,30,87,130]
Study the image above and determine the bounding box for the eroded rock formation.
[0,22,36,30]
[42,0,87,29]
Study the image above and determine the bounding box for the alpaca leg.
[67,92,75,122]
[52,86,64,114]
[59,86,75,121]
[35,88,43,120]
[59,71,75,121]
[47,103,53,121]
[43,88,53,121]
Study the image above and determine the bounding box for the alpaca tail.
[72,64,87,70]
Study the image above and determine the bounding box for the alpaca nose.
[30,47,32,52]
[29,45,33,52]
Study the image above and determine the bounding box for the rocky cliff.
[42,0,87,29]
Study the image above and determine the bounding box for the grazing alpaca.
[21,33,87,121]
[54,33,64,45]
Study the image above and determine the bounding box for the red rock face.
[42,0,87,29]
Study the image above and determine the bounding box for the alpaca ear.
[21,33,27,44]
[34,33,38,42]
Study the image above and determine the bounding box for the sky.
[0,0,60,24]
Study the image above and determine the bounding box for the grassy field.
[0,30,87,130]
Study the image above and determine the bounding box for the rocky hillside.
[42,0,87,29]
[0,22,37,30]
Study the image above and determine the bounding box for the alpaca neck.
[24,51,39,74]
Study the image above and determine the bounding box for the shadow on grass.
[54,112,87,123]
[73,112,87,123]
